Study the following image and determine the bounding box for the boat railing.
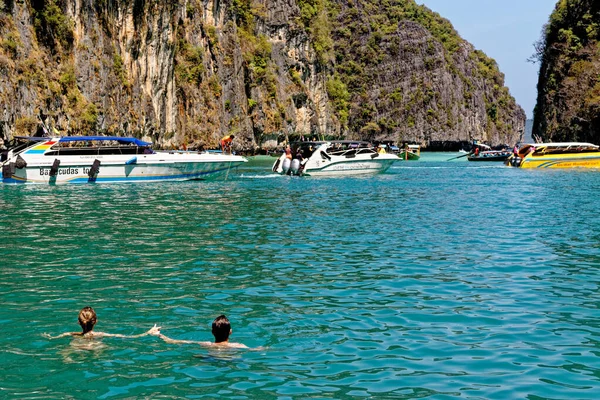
[327,147,376,157]
[534,146,600,155]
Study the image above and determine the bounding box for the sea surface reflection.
[1,155,599,398]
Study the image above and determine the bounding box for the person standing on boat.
[285,146,293,160]
[220,134,235,154]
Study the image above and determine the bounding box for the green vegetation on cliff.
[326,0,523,144]
[533,0,600,142]
[0,0,523,150]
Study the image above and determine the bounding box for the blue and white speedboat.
[1,136,247,184]
[272,141,399,176]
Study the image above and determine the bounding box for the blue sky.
[416,0,558,119]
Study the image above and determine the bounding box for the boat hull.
[468,155,509,162]
[519,155,600,169]
[398,151,420,161]
[303,158,397,176]
[3,154,246,184]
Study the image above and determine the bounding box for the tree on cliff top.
[533,0,600,142]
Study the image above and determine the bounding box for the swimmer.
[152,314,248,349]
[43,306,160,339]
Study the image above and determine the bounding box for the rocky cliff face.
[328,2,525,149]
[0,0,524,151]
[533,0,600,143]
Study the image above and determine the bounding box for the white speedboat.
[1,136,247,184]
[272,141,400,176]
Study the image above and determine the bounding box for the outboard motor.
[281,158,291,175]
[272,158,281,172]
[2,162,15,179]
[290,158,300,175]
[15,155,27,169]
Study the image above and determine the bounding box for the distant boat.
[467,142,510,162]
[398,144,421,161]
[1,136,247,184]
[467,150,511,162]
[506,142,600,168]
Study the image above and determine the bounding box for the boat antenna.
[38,115,51,137]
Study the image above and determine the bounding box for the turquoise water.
[1,154,599,399]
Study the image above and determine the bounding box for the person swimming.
[44,306,160,340]
[151,314,248,349]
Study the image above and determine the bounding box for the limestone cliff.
[0,0,525,151]
[533,0,600,142]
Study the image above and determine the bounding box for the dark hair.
[78,306,97,334]
[211,315,231,343]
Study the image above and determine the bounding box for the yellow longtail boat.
[506,142,600,169]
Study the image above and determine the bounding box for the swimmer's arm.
[42,332,81,339]
[94,324,161,339]
[226,342,250,349]
[156,333,211,346]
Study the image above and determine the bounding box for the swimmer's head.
[211,315,231,343]
[78,306,97,334]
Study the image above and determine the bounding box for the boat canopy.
[57,136,152,146]
[13,136,152,146]
[13,136,51,142]
[518,142,600,157]
[534,142,599,150]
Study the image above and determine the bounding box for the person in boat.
[151,315,248,349]
[220,134,235,154]
[285,146,293,160]
[474,147,480,156]
[529,146,536,155]
[44,306,160,339]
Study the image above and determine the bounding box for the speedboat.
[272,141,400,176]
[1,136,247,184]
[505,142,600,168]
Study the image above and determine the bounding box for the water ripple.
[1,158,600,398]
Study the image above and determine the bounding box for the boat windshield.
[534,144,600,155]
[289,141,374,158]
[44,138,154,156]
[325,141,373,156]
[58,136,151,146]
